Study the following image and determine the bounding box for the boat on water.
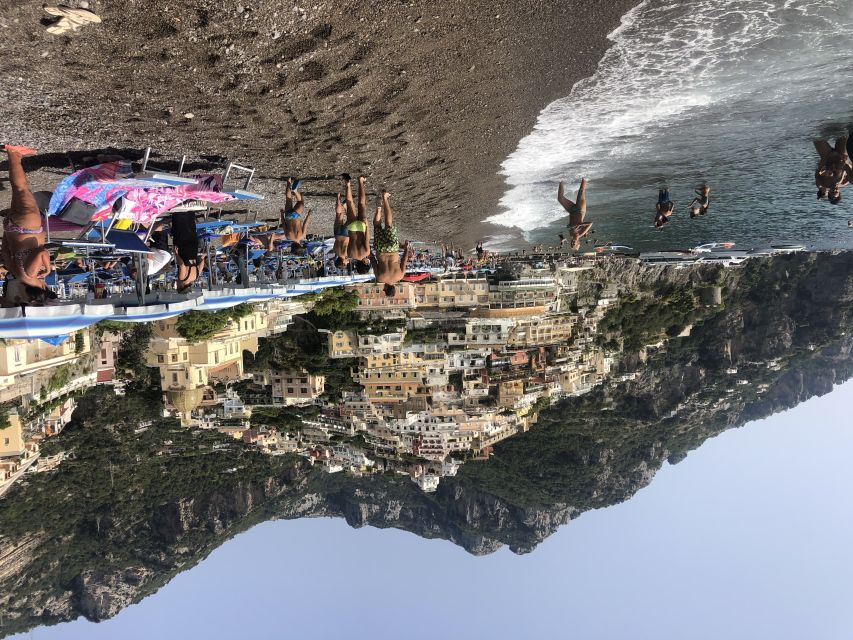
[594,244,635,254]
[770,243,806,253]
[692,242,736,253]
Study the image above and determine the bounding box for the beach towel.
[48,163,234,225]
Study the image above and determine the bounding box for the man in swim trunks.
[655,188,675,228]
[345,176,371,274]
[281,178,311,253]
[1,145,55,305]
[370,190,410,295]
[558,178,592,249]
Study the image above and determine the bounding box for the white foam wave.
[489,0,849,233]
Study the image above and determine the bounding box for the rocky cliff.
[0,252,850,636]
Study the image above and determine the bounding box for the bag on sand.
[57,197,99,226]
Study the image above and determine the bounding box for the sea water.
[488,0,853,252]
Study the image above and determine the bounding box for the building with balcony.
[270,369,326,406]
[0,331,93,404]
[355,282,416,317]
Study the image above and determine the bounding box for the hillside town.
[3,247,775,496]
[143,259,624,492]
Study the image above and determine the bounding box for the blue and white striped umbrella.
[0,302,115,339]
[109,296,203,323]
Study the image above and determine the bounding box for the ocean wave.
[489,0,852,236]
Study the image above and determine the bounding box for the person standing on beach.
[333,191,350,269]
[655,188,675,228]
[345,176,372,274]
[281,178,311,253]
[558,178,592,249]
[0,145,55,305]
[370,190,410,296]
[814,136,850,204]
[171,209,207,293]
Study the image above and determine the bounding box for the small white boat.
[770,243,806,253]
[692,242,736,253]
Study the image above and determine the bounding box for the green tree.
[74,332,86,355]
[175,304,255,343]
[312,287,358,318]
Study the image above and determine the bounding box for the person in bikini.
[345,175,371,274]
[171,210,206,294]
[370,190,411,296]
[281,178,311,254]
[1,145,56,305]
[814,136,851,205]
[333,190,350,270]
[558,178,592,249]
[689,184,710,217]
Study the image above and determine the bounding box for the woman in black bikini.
[1,145,55,305]
[171,210,205,294]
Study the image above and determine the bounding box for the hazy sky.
[16,380,853,640]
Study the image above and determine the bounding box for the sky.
[15,380,853,640]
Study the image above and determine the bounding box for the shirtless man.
[558,178,592,249]
[815,136,851,205]
[345,176,371,275]
[655,188,675,228]
[281,178,311,253]
[370,191,410,296]
[1,145,55,305]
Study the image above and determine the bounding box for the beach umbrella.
[194,287,267,311]
[109,296,203,323]
[0,302,115,340]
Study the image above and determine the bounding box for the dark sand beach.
[0,0,638,246]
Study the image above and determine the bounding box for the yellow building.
[507,314,574,348]
[148,309,268,425]
[328,330,358,358]
[0,413,25,458]
[0,331,92,403]
[359,365,424,403]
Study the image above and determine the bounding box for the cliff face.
[0,252,850,636]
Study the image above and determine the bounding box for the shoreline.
[1,0,640,250]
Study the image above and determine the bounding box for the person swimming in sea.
[689,184,710,217]
[281,177,311,253]
[655,188,675,228]
[0,145,56,305]
[558,178,592,249]
[345,175,371,274]
[370,190,410,296]
[814,136,850,205]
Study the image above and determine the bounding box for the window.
[3,438,9,446]
[171,354,177,363]
[157,355,165,364]
[287,388,294,394]
[171,373,178,383]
